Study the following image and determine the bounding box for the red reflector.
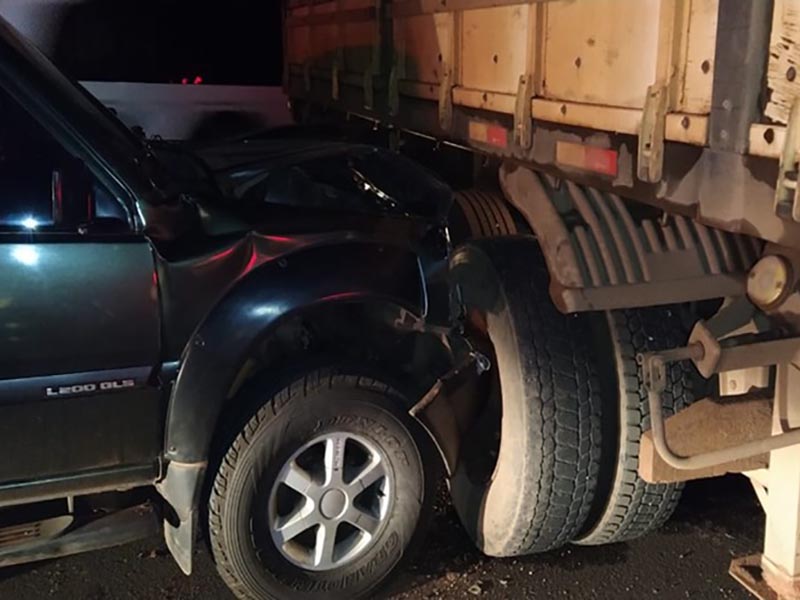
[468,120,509,149]
[556,141,618,177]
[486,125,508,148]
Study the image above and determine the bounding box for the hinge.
[637,82,668,183]
[775,97,800,221]
[514,74,534,149]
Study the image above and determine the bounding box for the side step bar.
[0,504,159,568]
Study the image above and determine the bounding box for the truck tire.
[449,238,602,556]
[575,308,695,546]
[208,369,436,600]
[450,189,523,241]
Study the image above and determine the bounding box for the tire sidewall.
[219,386,427,600]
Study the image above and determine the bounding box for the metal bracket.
[514,74,534,149]
[637,82,668,183]
[410,351,490,476]
[640,333,800,472]
[774,98,800,221]
[639,344,703,393]
[438,66,454,131]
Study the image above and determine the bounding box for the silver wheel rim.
[268,431,393,571]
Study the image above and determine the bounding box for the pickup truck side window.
[0,88,131,233]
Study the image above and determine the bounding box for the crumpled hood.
[194,138,453,223]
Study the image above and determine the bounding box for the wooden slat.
[452,87,516,113]
[750,123,787,159]
[680,0,718,113]
[531,98,709,145]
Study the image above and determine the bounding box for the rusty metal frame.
[499,163,760,313]
[639,318,800,472]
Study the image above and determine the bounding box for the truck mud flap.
[500,163,763,312]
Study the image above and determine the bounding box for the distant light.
[11,245,38,267]
[20,216,38,230]
[250,304,280,318]
[181,77,189,85]
[193,75,204,85]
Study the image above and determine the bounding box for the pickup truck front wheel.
[208,369,436,600]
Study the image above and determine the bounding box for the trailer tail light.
[556,141,618,178]
[468,121,509,149]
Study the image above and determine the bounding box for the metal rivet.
[764,128,776,144]
[560,104,567,115]
[574,57,582,68]
[681,116,690,129]
[788,66,797,82]
[493,54,499,64]
[701,60,711,74]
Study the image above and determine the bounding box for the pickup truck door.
[0,86,162,496]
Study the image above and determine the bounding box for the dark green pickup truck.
[0,15,464,600]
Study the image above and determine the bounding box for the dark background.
[52,0,283,85]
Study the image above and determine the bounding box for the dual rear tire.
[450,234,696,555]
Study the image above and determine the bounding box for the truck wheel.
[450,189,524,242]
[575,308,695,546]
[208,369,436,600]
[449,238,602,555]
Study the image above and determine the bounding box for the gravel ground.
[0,476,762,600]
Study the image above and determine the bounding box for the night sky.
[52,1,284,85]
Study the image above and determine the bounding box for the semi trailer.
[283,1,800,598]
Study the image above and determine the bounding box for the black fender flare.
[164,241,427,465]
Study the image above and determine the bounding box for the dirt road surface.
[0,477,761,599]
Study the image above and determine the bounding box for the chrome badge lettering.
[45,378,136,398]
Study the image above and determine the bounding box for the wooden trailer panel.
[284,0,800,250]
[542,1,664,110]
[385,0,718,147]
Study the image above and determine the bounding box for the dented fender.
[164,240,427,465]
